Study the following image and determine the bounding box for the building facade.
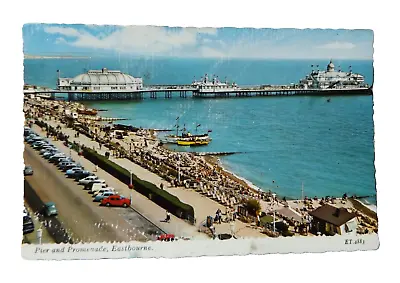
[57,68,143,92]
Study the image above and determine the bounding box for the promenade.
[33,120,264,238]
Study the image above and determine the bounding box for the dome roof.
[327,60,335,72]
[71,68,138,85]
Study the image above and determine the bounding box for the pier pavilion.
[57,68,143,92]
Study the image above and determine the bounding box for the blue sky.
[23,24,373,59]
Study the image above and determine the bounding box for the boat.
[177,139,210,146]
[166,119,212,143]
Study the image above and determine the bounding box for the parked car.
[73,171,94,181]
[43,150,59,158]
[157,234,176,242]
[93,191,117,202]
[24,129,33,137]
[84,180,106,190]
[56,157,74,166]
[65,167,84,176]
[24,165,33,176]
[32,141,47,149]
[62,164,79,172]
[51,156,68,164]
[27,137,43,144]
[90,183,109,194]
[58,160,73,168]
[26,135,41,142]
[93,187,116,197]
[49,154,66,163]
[59,162,76,171]
[43,202,58,217]
[39,146,57,154]
[67,169,90,179]
[78,175,99,185]
[101,195,130,207]
[23,214,35,235]
[24,133,37,141]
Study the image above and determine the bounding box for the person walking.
[160,183,164,190]
[165,210,171,223]
[94,165,98,172]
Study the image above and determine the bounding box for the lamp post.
[128,170,133,189]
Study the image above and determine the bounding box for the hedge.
[82,147,195,223]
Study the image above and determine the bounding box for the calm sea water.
[24,57,376,203]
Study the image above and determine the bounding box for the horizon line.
[24,54,373,61]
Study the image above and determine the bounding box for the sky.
[23,24,373,60]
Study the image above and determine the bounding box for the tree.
[245,198,261,216]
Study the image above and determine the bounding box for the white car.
[90,183,109,194]
[93,187,116,197]
[79,175,99,185]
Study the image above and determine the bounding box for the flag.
[176,116,179,120]
[197,124,201,127]
[311,65,314,67]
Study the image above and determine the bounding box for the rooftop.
[309,204,356,226]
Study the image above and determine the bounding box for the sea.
[23,57,377,205]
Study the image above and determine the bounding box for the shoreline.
[92,105,377,204]
[30,98,377,205]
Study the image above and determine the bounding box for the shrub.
[245,198,261,216]
[82,147,195,223]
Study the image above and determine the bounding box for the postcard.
[21,24,378,260]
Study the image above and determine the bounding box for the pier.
[23,85,372,102]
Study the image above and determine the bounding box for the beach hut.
[309,204,358,236]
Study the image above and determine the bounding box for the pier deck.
[23,84,372,101]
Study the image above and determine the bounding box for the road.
[24,144,162,243]
[22,201,55,244]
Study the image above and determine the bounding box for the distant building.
[192,74,238,93]
[309,204,358,236]
[57,68,143,92]
[299,60,367,90]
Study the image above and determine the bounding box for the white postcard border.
[22,234,379,260]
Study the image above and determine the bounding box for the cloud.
[43,25,218,55]
[33,25,372,59]
[44,26,83,37]
[316,41,356,50]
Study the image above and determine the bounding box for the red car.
[101,195,131,207]
[157,234,176,241]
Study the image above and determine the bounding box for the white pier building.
[57,68,143,92]
[299,60,368,90]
